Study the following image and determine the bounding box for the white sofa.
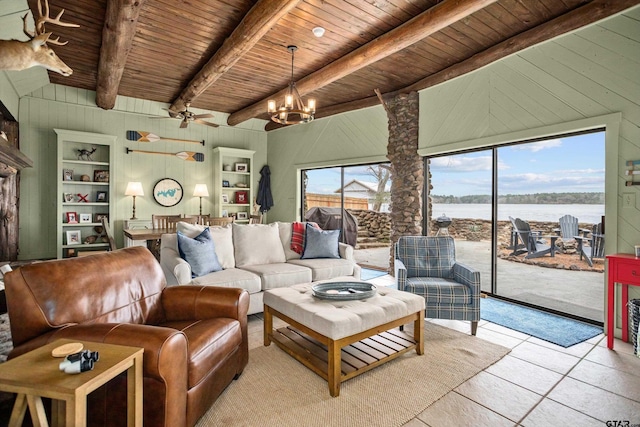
[160,222,361,314]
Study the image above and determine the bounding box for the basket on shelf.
[628,299,640,356]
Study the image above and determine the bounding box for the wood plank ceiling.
[26,0,640,130]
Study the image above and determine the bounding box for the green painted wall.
[266,7,640,333]
[0,72,19,118]
[18,85,267,259]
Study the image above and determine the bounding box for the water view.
[431,203,604,224]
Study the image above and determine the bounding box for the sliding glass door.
[426,150,493,293]
[426,131,605,323]
[302,163,393,271]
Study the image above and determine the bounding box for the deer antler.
[22,0,79,46]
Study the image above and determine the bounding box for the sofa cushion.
[190,268,262,294]
[177,229,222,277]
[288,258,355,282]
[277,221,301,261]
[177,222,235,269]
[233,223,286,267]
[301,223,340,259]
[239,263,312,290]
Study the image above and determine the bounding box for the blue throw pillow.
[301,223,340,259]
[177,228,222,277]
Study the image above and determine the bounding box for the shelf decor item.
[63,169,74,181]
[96,191,108,202]
[221,194,229,203]
[66,212,78,224]
[153,178,183,207]
[235,191,248,204]
[79,213,91,223]
[63,193,74,203]
[66,230,81,245]
[94,170,109,183]
[235,163,248,172]
[222,180,230,187]
[94,213,109,223]
[236,212,248,220]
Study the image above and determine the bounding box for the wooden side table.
[0,339,143,427]
[606,253,640,349]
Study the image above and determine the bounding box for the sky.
[305,131,605,197]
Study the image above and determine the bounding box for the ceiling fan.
[152,103,219,128]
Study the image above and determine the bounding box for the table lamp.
[193,184,209,215]
[125,182,144,220]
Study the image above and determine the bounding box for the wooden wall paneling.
[0,119,19,261]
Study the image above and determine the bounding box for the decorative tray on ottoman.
[312,282,377,301]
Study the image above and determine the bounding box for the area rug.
[195,323,509,427]
[481,297,603,348]
[360,267,388,281]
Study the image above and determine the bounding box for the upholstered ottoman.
[263,283,425,396]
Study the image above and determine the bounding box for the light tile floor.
[251,274,640,427]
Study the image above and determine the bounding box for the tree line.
[431,192,604,204]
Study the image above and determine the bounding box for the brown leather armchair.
[4,246,249,427]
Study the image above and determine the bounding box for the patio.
[354,240,605,323]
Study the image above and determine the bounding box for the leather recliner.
[4,246,249,427]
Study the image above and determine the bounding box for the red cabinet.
[606,253,640,349]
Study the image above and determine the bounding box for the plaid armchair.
[395,236,480,335]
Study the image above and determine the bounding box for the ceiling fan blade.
[193,113,214,119]
[180,119,189,129]
[150,116,176,120]
[193,119,219,128]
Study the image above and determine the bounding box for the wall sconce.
[125,182,144,220]
[193,184,209,215]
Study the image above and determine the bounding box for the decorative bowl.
[312,282,377,301]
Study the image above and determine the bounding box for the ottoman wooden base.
[264,305,424,397]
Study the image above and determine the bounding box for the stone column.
[384,91,422,273]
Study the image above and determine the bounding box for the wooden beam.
[170,0,302,113]
[282,0,640,124]
[0,140,33,171]
[95,0,147,110]
[229,0,498,126]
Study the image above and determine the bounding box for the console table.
[606,253,640,349]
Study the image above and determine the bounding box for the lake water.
[431,204,605,224]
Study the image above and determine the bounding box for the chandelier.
[267,45,316,125]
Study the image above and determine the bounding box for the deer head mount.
[0,0,79,76]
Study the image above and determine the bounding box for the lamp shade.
[193,184,209,197]
[125,182,144,197]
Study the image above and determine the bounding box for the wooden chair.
[183,214,211,225]
[207,217,234,226]
[511,217,558,259]
[576,223,605,267]
[249,214,262,224]
[556,214,590,242]
[101,217,117,251]
[152,214,182,230]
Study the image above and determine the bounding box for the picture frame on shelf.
[94,213,109,223]
[66,212,78,224]
[96,191,108,202]
[79,213,92,224]
[221,194,229,203]
[63,169,74,181]
[66,230,81,245]
[235,163,248,172]
[237,212,248,220]
[93,170,109,183]
[235,190,248,204]
[63,193,74,203]
[222,180,230,187]
[221,210,228,217]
